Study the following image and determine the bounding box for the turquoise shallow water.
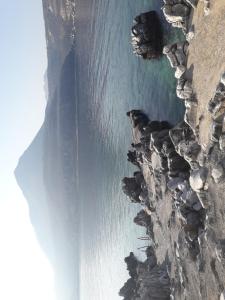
[76,0,185,299]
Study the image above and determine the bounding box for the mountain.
[15,1,80,299]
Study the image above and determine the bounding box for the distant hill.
[15,1,80,299]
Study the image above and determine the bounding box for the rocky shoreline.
[120,1,225,299]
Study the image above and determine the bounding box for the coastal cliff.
[120,1,225,299]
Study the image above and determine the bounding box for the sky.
[0,1,55,299]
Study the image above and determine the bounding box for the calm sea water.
[76,1,184,299]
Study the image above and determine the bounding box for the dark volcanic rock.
[134,210,151,228]
[119,249,170,300]
[131,11,163,60]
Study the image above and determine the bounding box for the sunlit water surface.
[77,1,184,299]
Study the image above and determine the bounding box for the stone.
[150,129,170,153]
[186,30,195,42]
[122,177,142,203]
[163,42,188,73]
[220,291,225,300]
[162,142,175,158]
[178,180,189,191]
[175,46,187,65]
[177,140,201,165]
[168,153,189,172]
[175,65,186,79]
[120,249,171,300]
[139,190,149,204]
[208,96,225,120]
[221,72,225,86]
[177,77,193,99]
[167,177,184,191]
[189,167,208,191]
[174,190,183,200]
[198,150,206,167]
[163,3,190,23]
[210,121,222,142]
[219,133,225,151]
[211,164,224,183]
[134,210,152,228]
[181,188,200,208]
[131,11,163,59]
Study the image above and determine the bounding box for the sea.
[75,0,185,299]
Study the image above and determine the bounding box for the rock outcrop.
[162,0,198,33]
[119,248,170,300]
[120,105,225,299]
[131,11,163,59]
[163,42,188,79]
[121,1,225,299]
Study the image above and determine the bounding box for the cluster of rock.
[122,172,148,205]
[120,70,225,300]
[163,39,197,135]
[120,110,205,298]
[162,2,225,296]
[126,110,191,179]
[207,74,225,184]
[119,248,170,300]
[208,74,225,142]
[163,41,194,104]
[162,0,198,33]
[125,3,225,298]
[131,11,163,59]
[161,0,200,126]
[163,36,225,199]
[132,111,205,246]
[169,122,207,246]
[163,42,188,79]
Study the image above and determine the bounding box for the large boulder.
[220,291,225,300]
[189,167,208,192]
[169,121,193,150]
[175,65,186,79]
[221,72,225,86]
[162,1,191,31]
[168,152,190,172]
[163,3,190,22]
[219,133,225,151]
[210,121,223,142]
[211,163,224,183]
[124,252,138,279]
[119,278,137,299]
[131,11,163,59]
[176,77,193,99]
[122,177,142,203]
[167,177,184,191]
[127,110,149,129]
[133,210,152,228]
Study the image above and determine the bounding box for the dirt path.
[186,0,225,147]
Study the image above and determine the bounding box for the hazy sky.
[0,1,55,299]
